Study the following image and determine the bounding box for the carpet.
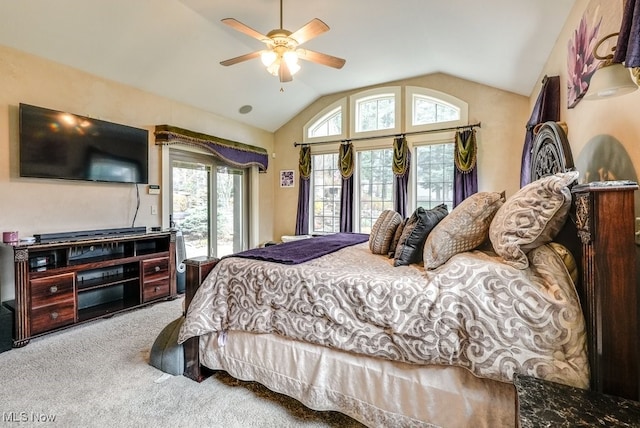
[0,298,364,428]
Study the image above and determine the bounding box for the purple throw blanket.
[230,233,369,265]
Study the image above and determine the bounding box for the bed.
[177,122,639,427]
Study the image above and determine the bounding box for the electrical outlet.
[151,205,158,215]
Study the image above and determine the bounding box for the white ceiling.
[0,0,576,132]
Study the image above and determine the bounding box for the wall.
[272,73,530,240]
[0,45,275,301]
[532,0,640,197]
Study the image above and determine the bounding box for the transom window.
[307,106,342,139]
[412,95,460,126]
[356,94,395,132]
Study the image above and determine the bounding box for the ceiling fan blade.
[279,62,293,82]
[289,18,329,45]
[220,51,262,66]
[221,18,269,42]
[298,49,346,69]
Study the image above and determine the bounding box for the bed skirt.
[199,331,516,428]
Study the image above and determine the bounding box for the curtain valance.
[154,125,269,172]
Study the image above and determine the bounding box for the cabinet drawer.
[142,280,170,302]
[31,299,75,335]
[141,257,169,283]
[30,273,75,309]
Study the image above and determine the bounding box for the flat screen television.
[19,103,149,184]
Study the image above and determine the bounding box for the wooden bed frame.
[182,122,639,406]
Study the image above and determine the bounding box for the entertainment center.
[3,229,176,347]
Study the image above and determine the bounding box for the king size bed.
[177,122,639,427]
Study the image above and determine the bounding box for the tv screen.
[19,103,149,184]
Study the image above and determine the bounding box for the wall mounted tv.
[19,103,149,184]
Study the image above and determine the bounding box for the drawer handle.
[154,266,161,273]
[154,286,160,292]
[50,312,59,320]
[49,286,58,294]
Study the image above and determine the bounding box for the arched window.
[405,86,468,131]
[303,99,346,143]
[350,87,401,137]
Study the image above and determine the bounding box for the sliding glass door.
[170,150,248,258]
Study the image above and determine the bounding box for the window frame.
[309,148,342,234]
[303,99,347,143]
[350,86,401,139]
[404,86,468,132]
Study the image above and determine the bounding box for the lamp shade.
[584,63,638,100]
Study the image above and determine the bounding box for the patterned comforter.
[179,242,589,388]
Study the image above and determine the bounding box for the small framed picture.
[280,170,295,188]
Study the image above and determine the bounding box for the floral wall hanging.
[567,5,602,108]
[567,1,624,108]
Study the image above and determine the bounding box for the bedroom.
[0,0,639,426]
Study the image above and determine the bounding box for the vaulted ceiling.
[0,0,576,132]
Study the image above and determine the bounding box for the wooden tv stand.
[4,230,176,347]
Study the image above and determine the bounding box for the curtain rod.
[293,122,481,147]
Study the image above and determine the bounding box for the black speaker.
[0,304,13,353]
[175,230,186,294]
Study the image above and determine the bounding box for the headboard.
[530,122,640,400]
[529,121,574,182]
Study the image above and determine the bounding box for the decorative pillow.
[548,242,579,285]
[423,191,505,269]
[489,171,578,269]
[387,218,406,258]
[369,210,403,255]
[394,204,448,267]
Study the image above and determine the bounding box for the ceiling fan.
[220,0,346,83]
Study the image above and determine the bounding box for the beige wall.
[272,73,530,240]
[531,0,640,190]
[0,45,274,300]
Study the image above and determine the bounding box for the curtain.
[339,142,355,232]
[295,146,311,235]
[614,0,640,67]
[519,75,560,187]
[154,125,268,172]
[392,136,410,218]
[453,129,478,207]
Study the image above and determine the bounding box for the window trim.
[303,99,347,143]
[404,86,468,133]
[350,86,401,138]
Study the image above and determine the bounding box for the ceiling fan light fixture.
[261,50,277,67]
[266,61,280,76]
[283,50,300,75]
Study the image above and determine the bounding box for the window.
[414,143,454,210]
[405,86,468,132]
[358,149,394,233]
[303,100,347,143]
[170,150,248,259]
[350,87,401,137]
[311,153,341,233]
[412,95,460,126]
[303,85,467,228]
[307,106,342,139]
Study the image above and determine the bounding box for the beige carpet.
[0,298,364,428]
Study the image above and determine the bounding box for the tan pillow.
[387,218,406,258]
[489,171,578,269]
[369,210,402,255]
[423,191,505,269]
